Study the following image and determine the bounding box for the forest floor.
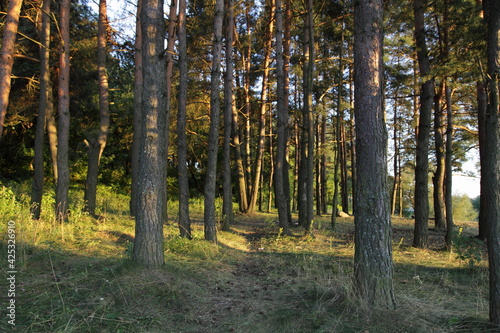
[0,187,497,332]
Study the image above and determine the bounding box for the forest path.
[199,215,304,332]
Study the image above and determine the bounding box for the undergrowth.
[0,181,496,332]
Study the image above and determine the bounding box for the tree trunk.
[433,81,446,230]
[177,0,192,239]
[84,0,111,217]
[133,0,167,266]
[0,0,23,139]
[31,0,51,220]
[444,81,454,248]
[298,0,315,231]
[56,0,71,222]
[413,0,434,248]
[483,0,500,324]
[130,0,143,217]
[222,0,235,231]
[231,97,248,213]
[353,0,396,309]
[274,0,290,233]
[248,0,274,214]
[204,0,224,242]
[391,89,400,216]
[477,80,487,240]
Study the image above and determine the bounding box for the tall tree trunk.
[222,0,235,231]
[283,0,293,224]
[243,1,253,199]
[248,0,274,214]
[298,0,315,230]
[353,0,395,309]
[84,0,111,217]
[177,0,192,239]
[0,0,23,139]
[130,0,143,217]
[267,111,274,213]
[477,80,488,240]
[204,0,224,242]
[231,97,248,213]
[133,0,167,266]
[413,0,434,248]
[391,89,400,216]
[31,0,51,220]
[444,80,454,247]
[274,0,290,233]
[56,0,71,222]
[433,81,446,230]
[483,0,500,324]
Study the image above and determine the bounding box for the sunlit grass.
[0,181,496,332]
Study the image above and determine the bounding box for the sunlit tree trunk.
[130,0,143,217]
[177,0,192,239]
[221,0,235,231]
[56,0,71,222]
[353,0,396,309]
[433,81,446,230]
[31,0,51,220]
[204,0,224,242]
[0,0,23,139]
[133,0,167,266]
[84,0,111,217]
[413,0,434,248]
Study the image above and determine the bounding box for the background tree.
[56,0,71,222]
[353,0,396,308]
[177,0,192,238]
[221,0,235,231]
[0,0,23,140]
[204,0,224,242]
[30,0,52,219]
[83,0,111,217]
[413,0,434,248]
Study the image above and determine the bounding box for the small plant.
[452,227,485,268]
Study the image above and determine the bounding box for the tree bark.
[298,0,315,230]
[353,0,396,309]
[84,0,111,217]
[433,81,446,230]
[133,0,167,266]
[413,0,434,248]
[130,0,143,217]
[477,80,487,240]
[274,0,290,233]
[248,0,274,214]
[483,0,500,324]
[204,0,224,242]
[31,0,51,220]
[444,81,454,248]
[55,0,71,222]
[221,0,235,231]
[177,0,192,239]
[0,0,23,139]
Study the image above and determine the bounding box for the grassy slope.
[0,185,496,332]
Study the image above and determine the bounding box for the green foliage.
[453,194,479,222]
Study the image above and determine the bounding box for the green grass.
[0,182,497,332]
